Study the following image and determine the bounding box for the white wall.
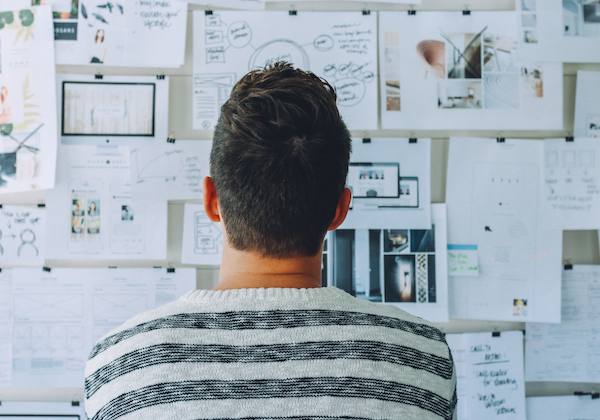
[1,0,599,404]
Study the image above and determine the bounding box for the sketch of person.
[89,29,107,64]
[0,86,13,125]
[17,229,38,257]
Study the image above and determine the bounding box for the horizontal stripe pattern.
[90,377,454,420]
[85,340,454,398]
[88,309,446,360]
[192,417,385,420]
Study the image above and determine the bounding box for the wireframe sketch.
[193,11,378,130]
[563,0,600,37]
[93,294,147,318]
[13,325,84,351]
[194,211,222,254]
[62,81,154,136]
[14,293,84,318]
[132,148,185,181]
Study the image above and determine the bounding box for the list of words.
[447,331,526,420]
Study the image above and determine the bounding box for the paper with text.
[11,267,195,388]
[574,71,600,138]
[0,205,45,266]
[181,203,223,265]
[526,395,600,420]
[325,203,448,322]
[543,137,600,229]
[341,138,431,230]
[45,144,167,260]
[447,137,562,322]
[18,0,187,67]
[0,5,58,194]
[516,0,600,63]
[446,331,526,420]
[192,11,377,131]
[0,269,13,386]
[526,265,600,383]
[0,401,87,418]
[130,139,212,201]
[448,245,479,276]
[379,11,563,130]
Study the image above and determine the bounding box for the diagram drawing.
[132,148,185,182]
[13,326,84,351]
[14,294,84,318]
[93,294,147,319]
[194,210,222,254]
[194,12,377,130]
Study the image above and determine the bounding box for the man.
[85,62,457,420]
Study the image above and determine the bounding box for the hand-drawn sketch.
[194,210,222,255]
[193,11,378,130]
[182,203,223,265]
[0,5,58,193]
[129,139,211,201]
[0,205,45,266]
[93,294,147,318]
[379,11,563,130]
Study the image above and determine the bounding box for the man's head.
[208,61,351,259]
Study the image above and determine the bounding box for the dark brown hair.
[211,61,351,258]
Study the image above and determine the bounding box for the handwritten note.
[0,206,45,266]
[448,244,479,276]
[446,331,526,420]
[543,138,600,229]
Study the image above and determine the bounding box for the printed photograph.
[563,0,600,37]
[437,80,483,109]
[32,0,79,20]
[384,254,416,302]
[521,0,536,11]
[523,30,538,43]
[513,299,528,316]
[445,32,482,79]
[121,205,134,221]
[71,215,85,234]
[521,64,544,97]
[383,229,409,253]
[410,227,435,253]
[72,199,85,216]
[484,74,519,109]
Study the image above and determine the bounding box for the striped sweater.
[85,287,457,420]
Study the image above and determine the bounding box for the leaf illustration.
[24,112,40,117]
[15,119,36,132]
[14,27,24,44]
[23,103,39,108]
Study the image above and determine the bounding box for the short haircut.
[211,61,351,259]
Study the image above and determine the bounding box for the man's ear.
[203,176,221,222]
[328,187,352,231]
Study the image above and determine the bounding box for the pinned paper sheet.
[543,138,600,229]
[448,244,479,276]
[526,265,600,383]
[527,395,600,420]
[0,206,46,266]
[446,331,526,420]
[181,204,223,265]
[11,267,196,388]
[0,270,13,386]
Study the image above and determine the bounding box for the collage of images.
[322,225,437,304]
